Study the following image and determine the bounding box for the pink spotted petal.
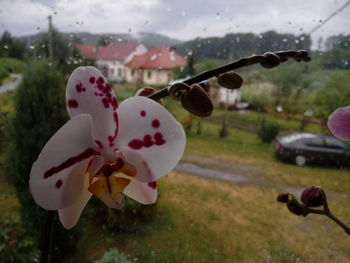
[123,178,158,204]
[116,96,186,182]
[66,66,118,162]
[58,174,92,229]
[29,114,98,210]
[328,105,350,140]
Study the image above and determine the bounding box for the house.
[208,84,242,109]
[76,42,147,82]
[126,46,186,85]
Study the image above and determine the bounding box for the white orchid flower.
[29,66,186,229]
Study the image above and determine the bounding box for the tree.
[6,59,80,262]
[0,31,26,59]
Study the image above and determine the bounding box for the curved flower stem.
[40,211,55,263]
[148,50,311,101]
[305,207,350,235]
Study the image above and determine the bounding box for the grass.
[0,85,349,262]
[1,76,15,85]
[76,172,350,263]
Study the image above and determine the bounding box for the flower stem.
[305,207,350,236]
[148,50,311,101]
[40,211,55,263]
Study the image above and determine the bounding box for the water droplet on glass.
[299,28,303,31]
[53,11,57,15]
[144,21,149,25]
[187,50,193,56]
[276,105,283,112]
[319,19,323,23]
[166,6,172,12]
[216,12,220,20]
[29,45,35,50]
[258,34,263,39]
[203,27,206,32]
[128,28,132,32]
[288,21,292,25]
[48,62,52,67]
[41,44,46,48]
[181,10,186,17]
[295,39,300,44]
[300,36,305,41]
[3,44,8,49]
[117,37,122,42]
[37,26,40,30]
[283,38,287,42]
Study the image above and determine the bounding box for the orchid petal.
[58,173,92,229]
[123,178,158,204]
[116,96,186,182]
[29,114,98,210]
[66,66,118,162]
[327,105,350,140]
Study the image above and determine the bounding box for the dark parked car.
[275,133,350,166]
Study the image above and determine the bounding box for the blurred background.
[0,0,349,262]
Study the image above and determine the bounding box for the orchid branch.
[277,189,350,236]
[147,50,311,101]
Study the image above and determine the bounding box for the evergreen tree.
[7,59,80,262]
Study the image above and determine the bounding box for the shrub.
[0,57,26,74]
[6,59,80,262]
[257,117,280,143]
[0,217,39,263]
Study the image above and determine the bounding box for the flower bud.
[217,72,243,89]
[260,52,281,69]
[277,193,289,203]
[168,82,191,100]
[180,84,214,117]
[287,199,306,216]
[300,186,324,207]
[135,87,163,105]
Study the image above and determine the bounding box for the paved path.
[0,74,22,93]
[175,153,349,201]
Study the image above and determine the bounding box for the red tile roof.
[76,44,97,60]
[76,42,143,61]
[127,46,186,70]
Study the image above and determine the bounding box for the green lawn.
[0,87,349,262]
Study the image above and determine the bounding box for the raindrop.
[48,62,52,67]
[117,37,122,42]
[197,44,201,48]
[319,19,323,23]
[37,26,40,30]
[41,44,46,48]
[258,34,263,39]
[283,38,287,42]
[29,45,35,50]
[128,28,132,32]
[299,28,303,31]
[144,21,149,25]
[37,55,42,59]
[276,105,283,112]
[166,6,172,12]
[216,12,220,19]
[53,11,57,15]
[3,44,8,49]
[203,27,207,32]
[295,39,300,44]
[288,21,292,25]
[181,10,186,17]
[300,36,305,41]
[236,37,240,43]
[187,50,193,56]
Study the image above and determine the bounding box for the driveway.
[175,153,350,201]
[0,74,22,93]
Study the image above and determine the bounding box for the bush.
[257,117,280,143]
[0,57,26,74]
[6,59,81,262]
[93,248,131,263]
[0,217,39,263]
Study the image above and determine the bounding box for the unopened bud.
[287,199,306,216]
[180,84,214,117]
[277,193,289,203]
[301,186,324,207]
[261,52,281,69]
[136,87,163,105]
[168,82,191,100]
[217,72,243,89]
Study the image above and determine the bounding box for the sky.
[0,0,349,47]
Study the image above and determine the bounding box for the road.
[0,74,22,93]
[175,153,350,201]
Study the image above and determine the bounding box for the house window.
[118,68,122,77]
[131,69,135,76]
[147,70,152,79]
[110,68,114,75]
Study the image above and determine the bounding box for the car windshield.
[280,133,316,144]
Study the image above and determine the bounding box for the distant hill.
[17,31,182,48]
[175,31,311,60]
